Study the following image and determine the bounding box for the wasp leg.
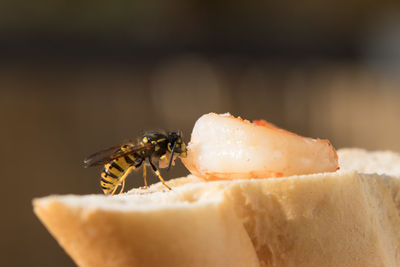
[110,183,120,195]
[117,159,145,194]
[148,158,171,190]
[118,164,141,194]
[119,179,126,194]
[143,164,148,189]
[107,164,133,195]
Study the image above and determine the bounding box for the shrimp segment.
[182,113,338,180]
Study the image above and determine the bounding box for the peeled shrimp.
[182,113,338,180]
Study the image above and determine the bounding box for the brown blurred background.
[2,0,400,266]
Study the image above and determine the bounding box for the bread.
[33,171,400,267]
[338,148,400,176]
[338,148,400,214]
[33,175,259,267]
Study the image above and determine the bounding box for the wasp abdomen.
[100,154,137,195]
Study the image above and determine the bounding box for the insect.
[84,131,187,195]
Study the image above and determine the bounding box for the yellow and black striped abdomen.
[100,154,137,195]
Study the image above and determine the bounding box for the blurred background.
[2,0,400,266]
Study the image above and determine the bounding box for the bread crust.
[34,171,400,267]
[338,148,400,215]
[34,191,259,267]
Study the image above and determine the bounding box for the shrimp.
[182,113,338,180]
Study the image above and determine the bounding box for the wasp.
[84,131,187,195]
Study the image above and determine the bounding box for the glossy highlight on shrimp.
[182,113,339,180]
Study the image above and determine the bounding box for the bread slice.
[338,148,400,176]
[338,148,400,213]
[33,177,259,267]
[34,172,400,267]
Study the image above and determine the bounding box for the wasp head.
[167,131,187,158]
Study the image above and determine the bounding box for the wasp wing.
[83,139,153,167]
[83,144,122,167]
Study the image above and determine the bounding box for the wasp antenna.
[167,142,177,171]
